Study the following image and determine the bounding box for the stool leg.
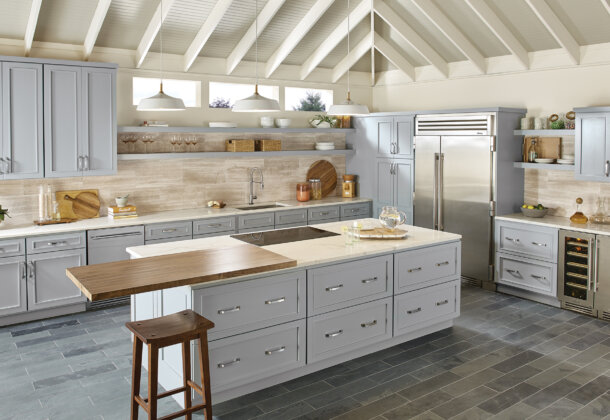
[148,344,158,420]
[198,332,213,420]
[182,341,192,420]
[131,338,143,420]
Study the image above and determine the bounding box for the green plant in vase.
[310,114,337,128]
[0,205,10,224]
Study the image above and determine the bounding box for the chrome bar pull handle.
[207,223,222,228]
[325,284,343,292]
[361,277,378,284]
[28,262,35,279]
[325,330,343,338]
[218,306,240,314]
[217,358,240,368]
[588,238,594,291]
[505,237,520,243]
[506,269,520,276]
[0,157,4,174]
[606,160,609,177]
[408,267,422,273]
[531,242,547,247]
[530,274,547,282]
[361,320,377,328]
[436,299,449,306]
[265,297,286,305]
[77,156,83,171]
[407,307,422,314]
[438,153,444,231]
[594,238,599,292]
[436,261,450,267]
[47,241,67,246]
[161,228,177,233]
[83,155,89,171]
[433,153,439,230]
[264,346,286,356]
[20,262,26,280]
[5,157,11,173]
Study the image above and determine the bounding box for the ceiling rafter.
[300,0,370,80]
[411,0,486,74]
[265,0,335,78]
[332,30,373,83]
[24,0,42,57]
[226,0,286,75]
[373,0,448,78]
[183,0,233,72]
[525,0,580,65]
[373,32,415,81]
[83,0,112,61]
[135,0,177,68]
[464,0,529,69]
[602,0,610,15]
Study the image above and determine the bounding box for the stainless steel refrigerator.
[413,112,524,287]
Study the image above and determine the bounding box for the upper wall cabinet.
[44,65,116,177]
[0,62,44,180]
[575,109,610,182]
[370,115,414,159]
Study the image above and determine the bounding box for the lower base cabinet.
[496,254,556,297]
[0,255,26,316]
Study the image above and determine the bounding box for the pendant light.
[137,0,185,111]
[232,0,280,112]
[327,0,369,116]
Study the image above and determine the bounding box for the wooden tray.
[34,218,76,226]
[357,227,408,240]
[306,160,337,197]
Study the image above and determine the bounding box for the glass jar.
[296,183,310,202]
[309,178,322,200]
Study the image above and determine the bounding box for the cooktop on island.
[231,226,339,246]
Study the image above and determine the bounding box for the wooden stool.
[126,310,215,420]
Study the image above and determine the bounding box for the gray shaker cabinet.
[575,110,610,182]
[26,248,86,311]
[44,64,116,178]
[376,159,413,220]
[0,62,44,179]
[0,256,27,316]
[372,115,414,158]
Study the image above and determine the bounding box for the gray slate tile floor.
[1,286,609,419]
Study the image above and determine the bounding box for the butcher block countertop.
[66,243,296,301]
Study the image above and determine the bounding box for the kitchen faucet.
[248,167,264,205]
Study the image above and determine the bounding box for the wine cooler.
[559,230,610,320]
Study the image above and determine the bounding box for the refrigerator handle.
[433,153,439,230]
[594,238,599,292]
[438,153,444,231]
[588,238,594,291]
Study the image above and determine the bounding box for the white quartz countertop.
[127,219,461,272]
[497,213,610,236]
[0,197,371,240]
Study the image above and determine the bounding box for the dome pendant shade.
[137,83,186,111]
[327,92,369,116]
[232,85,280,112]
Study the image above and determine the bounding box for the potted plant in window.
[309,114,337,128]
[0,205,10,225]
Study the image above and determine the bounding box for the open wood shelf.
[119,126,355,134]
[118,149,356,160]
[513,129,576,136]
[513,162,575,171]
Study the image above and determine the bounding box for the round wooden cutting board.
[306,160,337,197]
[64,192,101,219]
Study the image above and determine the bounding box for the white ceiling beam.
[83,0,112,60]
[411,0,486,74]
[602,0,610,15]
[265,0,335,78]
[135,0,177,68]
[373,0,448,78]
[183,0,233,72]
[226,0,286,75]
[299,0,370,80]
[525,0,580,65]
[332,31,373,83]
[24,0,42,56]
[374,32,415,81]
[464,0,529,69]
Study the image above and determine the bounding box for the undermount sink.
[235,203,290,211]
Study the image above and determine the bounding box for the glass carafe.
[591,197,606,224]
[379,206,407,231]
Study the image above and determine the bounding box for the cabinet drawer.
[0,238,25,257]
[193,270,306,340]
[308,255,392,315]
[496,254,557,297]
[208,319,306,392]
[27,231,86,254]
[238,212,274,231]
[496,220,558,262]
[275,209,307,226]
[308,205,340,222]
[193,217,235,235]
[394,280,460,336]
[307,297,392,363]
[145,221,192,241]
[395,242,460,293]
[193,231,234,239]
[341,203,371,220]
[145,236,191,245]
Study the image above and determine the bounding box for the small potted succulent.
[0,205,9,225]
[309,114,338,128]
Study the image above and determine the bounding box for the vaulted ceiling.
[1,0,610,84]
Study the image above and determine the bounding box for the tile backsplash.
[0,155,346,227]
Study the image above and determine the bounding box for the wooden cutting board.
[357,228,408,239]
[306,160,337,197]
[66,243,297,301]
[56,189,100,219]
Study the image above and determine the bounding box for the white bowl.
[209,122,237,128]
[260,116,275,128]
[275,118,291,128]
[115,196,129,207]
[534,158,555,164]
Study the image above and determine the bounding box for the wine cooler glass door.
[559,230,595,310]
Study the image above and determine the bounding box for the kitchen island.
[125,219,461,404]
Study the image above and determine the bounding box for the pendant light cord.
[160,0,164,92]
[255,0,259,93]
[347,0,351,101]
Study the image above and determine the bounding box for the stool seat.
[126,310,215,346]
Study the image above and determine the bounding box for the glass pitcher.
[379,206,407,230]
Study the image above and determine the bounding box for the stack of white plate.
[557,159,575,165]
[315,142,335,151]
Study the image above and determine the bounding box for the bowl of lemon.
[521,203,548,218]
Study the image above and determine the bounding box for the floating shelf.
[513,162,575,171]
[118,149,356,160]
[513,129,576,136]
[118,126,355,134]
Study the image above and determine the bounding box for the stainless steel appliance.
[559,230,610,320]
[414,112,524,287]
[232,226,339,246]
